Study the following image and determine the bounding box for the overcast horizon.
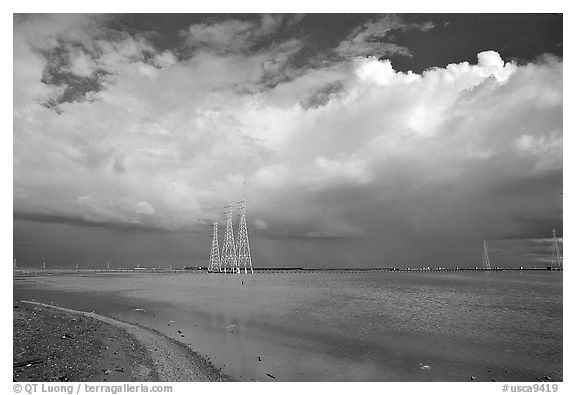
[13,13,562,269]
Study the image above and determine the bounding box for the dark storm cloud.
[13,219,211,269]
[13,211,177,233]
[13,14,562,268]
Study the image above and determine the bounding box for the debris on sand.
[13,359,44,368]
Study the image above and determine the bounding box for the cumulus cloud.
[13,15,562,267]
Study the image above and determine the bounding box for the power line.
[482,240,492,270]
[236,199,254,274]
[221,203,237,273]
[208,222,221,272]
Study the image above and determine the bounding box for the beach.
[13,300,230,382]
[13,270,563,382]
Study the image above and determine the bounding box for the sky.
[13,13,563,269]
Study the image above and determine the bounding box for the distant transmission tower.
[221,204,237,273]
[482,240,492,270]
[208,222,221,272]
[236,200,253,274]
[551,229,563,270]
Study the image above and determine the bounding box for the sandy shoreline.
[13,300,231,382]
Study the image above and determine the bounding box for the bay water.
[13,271,562,381]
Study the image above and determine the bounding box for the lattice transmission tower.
[221,204,237,273]
[236,199,253,274]
[551,229,563,270]
[208,222,221,272]
[482,240,492,270]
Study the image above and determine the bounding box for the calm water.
[13,271,562,381]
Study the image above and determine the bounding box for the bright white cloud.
[13,15,562,244]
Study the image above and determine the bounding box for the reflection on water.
[14,271,562,381]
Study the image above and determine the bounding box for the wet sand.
[13,300,230,382]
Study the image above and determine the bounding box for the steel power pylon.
[552,229,563,270]
[482,240,492,270]
[221,204,237,273]
[208,222,221,272]
[236,199,253,274]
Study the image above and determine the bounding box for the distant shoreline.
[13,267,563,276]
[14,301,231,382]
